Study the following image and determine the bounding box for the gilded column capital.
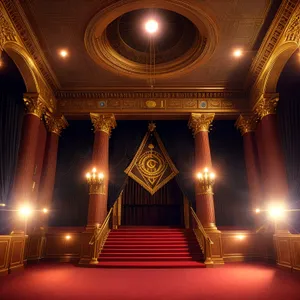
[90,113,116,135]
[23,93,46,118]
[254,93,279,120]
[44,113,68,136]
[235,114,259,136]
[188,113,215,135]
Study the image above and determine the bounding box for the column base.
[204,226,224,265]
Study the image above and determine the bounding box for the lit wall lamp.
[196,168,216,195]
[86,167,105,195]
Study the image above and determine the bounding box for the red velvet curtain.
[122,178,184,226]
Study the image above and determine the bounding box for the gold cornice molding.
[235,114,259,136]
[23,93,46,118]
[1,0,59,91]
[44,113,68,136]
[57,89,248,116]
[254,93,279,120]
[90,113,117,135]
[246,0,299,88]
[188,113,215,134]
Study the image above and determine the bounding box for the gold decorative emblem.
[145,100,156,108]
[125,123,178,195]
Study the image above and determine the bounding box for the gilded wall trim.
[57,90,247,115]
[1,0,59,92]
[247,0,299,89]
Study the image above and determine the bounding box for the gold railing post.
[183,196,190,229]
[117,192,122,226]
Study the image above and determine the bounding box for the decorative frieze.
[235,114,259,136]
[0,9,16,50]
[23,93,46,118]
[90,113,116,135]
[44,113,68,136]
[188,113,215,135]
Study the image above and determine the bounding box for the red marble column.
[32,122,47,202]
[11,94,45,208]
[38,114,68,228]
[236,115,262,211]
[87,113,116,229]
[189,113,216,229]
[255,95,288,204]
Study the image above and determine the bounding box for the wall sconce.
[236,234,245,240]
[196,168,216,195]
[65,235,71,240]
[86,167,105,195]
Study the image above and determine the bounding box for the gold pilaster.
[44,113,68,136]
[254,94,279,120]
[23,93,46,118]
[90,113,116,135]
[188,113,215,135]
[235,114,259,136]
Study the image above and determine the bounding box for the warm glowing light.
[65,235,71,240]
[86,172,91,179]
[145,19,158,34]
[204,168,209,173]
[236,235,245,240]
[42,208,48,214]
[98,173,104,180]
[210,173,216,179]
[59,49,68,58]
[268,205,286,220]
[233,49,243,58]
[19,206,33,217]
[255,208,261,213]
[92,167,97,173]
[0,203,5,207]
[196,172,203,179]
[0,59,3,68]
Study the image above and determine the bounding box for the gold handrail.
[88,192,122,264]
[189,206,214,266]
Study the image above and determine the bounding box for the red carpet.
[97,227,205,268]
[1,262,300,299]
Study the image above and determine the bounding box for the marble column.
[32,122,47,203]
[38,113,68,229]
[255,94,288,204]
[188,113,216,229]
[12,93,46,208]
[86,113,116,229]
[236,114,262,226]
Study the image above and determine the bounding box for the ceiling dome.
[85,0,218,79]
[106,9,200,65]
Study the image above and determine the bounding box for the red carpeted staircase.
[97,227,206,268]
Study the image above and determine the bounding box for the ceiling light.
[145,20,158,34]
[233,49,243,58]
[19,205,33,217]
[59,49,69,58]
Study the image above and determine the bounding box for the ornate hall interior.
[0,0,300,299]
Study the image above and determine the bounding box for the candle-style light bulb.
[92,167,96,173]
[204,167,208,173]
[86,172,91,179]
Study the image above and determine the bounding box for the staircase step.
[98,256,198,262]
[102,248,190,253]
[95,261,206,268]
[100,252,197,257]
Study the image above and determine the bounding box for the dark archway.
[277,51,300,232]
[0,51,26,233]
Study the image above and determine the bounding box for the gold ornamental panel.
[125,123,178,195]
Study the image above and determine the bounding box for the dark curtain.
[122,178,183,226]
[210,120,251,227]
[277,52,300,231]
[0,52,25,234]
[50,120,94,226]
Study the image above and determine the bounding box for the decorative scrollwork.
[188,113,215,135]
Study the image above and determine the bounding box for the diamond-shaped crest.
[124,124,179,195]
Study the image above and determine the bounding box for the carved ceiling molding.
[247,0,299,89]
[84,0,218,79]
[1,0,59,92]
[57,90,247,116]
